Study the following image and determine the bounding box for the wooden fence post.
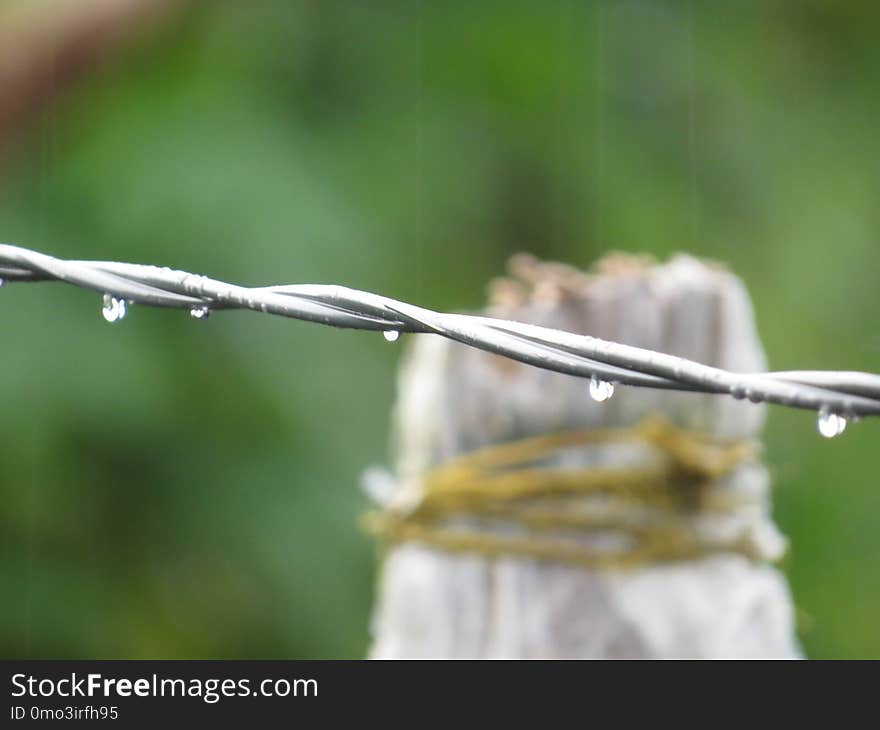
[367,253,799,658]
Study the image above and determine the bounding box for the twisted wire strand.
[2,242,879,419]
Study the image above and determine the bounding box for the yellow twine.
[365,414,767,570]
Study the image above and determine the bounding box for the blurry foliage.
[1,0,878,658]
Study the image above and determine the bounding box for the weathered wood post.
[366,253,799,658]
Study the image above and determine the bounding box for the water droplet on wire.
[190,305,211,320]
[817,409,846,439]
[101,294,126,323]
[589,375,614,403]
[383,330,400,343]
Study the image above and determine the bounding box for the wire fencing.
[1,243,878,436]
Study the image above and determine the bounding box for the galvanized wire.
[2,242,879,423]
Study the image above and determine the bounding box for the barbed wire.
[1,243,878,433]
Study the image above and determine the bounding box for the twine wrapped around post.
[366,253,800,659]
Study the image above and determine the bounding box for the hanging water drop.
[383,330,400,343]
[190,305,211,320]
[817,409,847,439]
[101,294,126,323]
[589,375,614,403]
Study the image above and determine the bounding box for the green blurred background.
[1,0,878,658]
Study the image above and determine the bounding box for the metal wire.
[2,242,879,422]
